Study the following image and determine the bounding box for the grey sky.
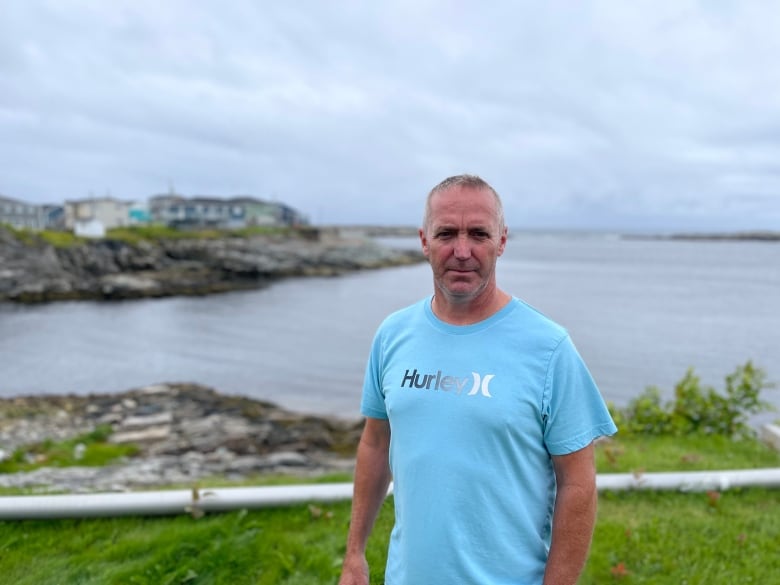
[2,1,779,231]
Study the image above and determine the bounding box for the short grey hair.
[423,174,505,231]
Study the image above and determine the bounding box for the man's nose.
[453,235,471,259]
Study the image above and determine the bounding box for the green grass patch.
[584,488,780,584]
[0,488,777,584]
[1,224,38,245]
[1,360,777,583]
[105,224,298,245]
[37,230,85,248]
[105,224,186,244]
[230,225,296,238]
[2,224,85,248]
[596,434,780,473]
[0,499,382,585]
[105,224,235,243]
[2,223,303,250]
[0,425,138,474]
[0,436,778,583]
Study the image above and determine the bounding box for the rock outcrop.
[0,383,362,493]
[0,227,424,303]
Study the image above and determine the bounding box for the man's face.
[419,185,507,304]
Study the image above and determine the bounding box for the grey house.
[149,194,307,229]
[0,195,47,230]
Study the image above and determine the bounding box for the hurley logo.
[400,369,494,397]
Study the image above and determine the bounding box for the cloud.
[1,1,779,230]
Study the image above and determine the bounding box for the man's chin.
[439,282,482,301]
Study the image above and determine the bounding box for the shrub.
[610,362,774,438]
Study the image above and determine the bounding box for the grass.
[0,435,778,584]
[1,224,85,248]
[0,500,371,585]
[2,223,307,249]
[0,488,777,584]
[105,225,226,244]
[595,433,780,472]
[105,225,303,244]
[584,489,780,584]
[0,426,138,474]
[37,230,85,248]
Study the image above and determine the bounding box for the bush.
[610,362,774,438]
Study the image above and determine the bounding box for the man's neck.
[431,288,511,325]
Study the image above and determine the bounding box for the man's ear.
[419,228,430,257]
[497,226,508,256]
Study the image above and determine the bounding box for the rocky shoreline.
[0,384,362,493]
[0,227,425,303]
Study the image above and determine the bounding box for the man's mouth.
[446,267,476,277]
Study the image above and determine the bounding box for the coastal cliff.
[0,227,425,303]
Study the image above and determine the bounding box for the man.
[339,175,617,585]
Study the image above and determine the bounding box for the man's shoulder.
[507,297,569,342]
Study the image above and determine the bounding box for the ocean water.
[1,234,778,424]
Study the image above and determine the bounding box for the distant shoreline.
[322,225,780,242]
[623,231,780,242]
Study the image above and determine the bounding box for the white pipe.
[1,469,778,520]
[597,468,780,492]
[0,483,358,520]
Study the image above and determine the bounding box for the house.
[0,195,47,230]
[128,201,151,225]
[149,194,307,229]
[42,205,66,230]
[232,197,290,226]
[64,197,133,237]
[149,195,236,228]
[274,202,308,226]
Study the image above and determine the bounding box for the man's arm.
[543,443,598,585]
[338,417,392,585]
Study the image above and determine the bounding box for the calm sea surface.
[1,234,778,424]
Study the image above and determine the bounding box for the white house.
[64,197,133,236]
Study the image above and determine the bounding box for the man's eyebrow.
[432,224,492,230]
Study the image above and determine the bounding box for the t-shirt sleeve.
[542,334,617,455]
[360,329,389,420]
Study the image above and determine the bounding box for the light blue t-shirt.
[361,296,617,585]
